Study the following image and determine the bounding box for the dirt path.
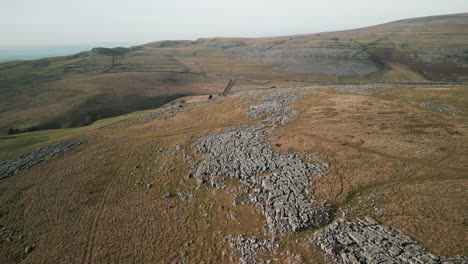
[81,148,134,264]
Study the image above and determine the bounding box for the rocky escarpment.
[0,138,87,179]
[192,87,332,233]
[196,38,383,77]
[195,33,468,80]
[313,216,468,264]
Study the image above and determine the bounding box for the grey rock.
[229,234,279,264]
[120,99,208,127]
[419,101,464,115]
[196,38,382,77]
[0,138,88,180]
[312,217,468,264]
[178,191,196,201]
[335,83,392,95]
[191,89,332,233]
[24,244,33,254]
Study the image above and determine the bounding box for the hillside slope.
[0,83,467,263]
[1,13,467,135]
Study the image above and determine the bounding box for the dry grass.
[0,94,265,263]
[0,85,467,263]
[2,14,468,133]
[270,86,468,256]
[0,72,226,132]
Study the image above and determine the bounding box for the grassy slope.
[0,84,466,263]
[1,13,467,134]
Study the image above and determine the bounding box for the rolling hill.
[0,13,467,135]
[0,82,467,263]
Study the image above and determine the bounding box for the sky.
[1,0,468,47]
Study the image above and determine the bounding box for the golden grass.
[0,94,264,263]
[271,86,468,256]
[1,85,467,262]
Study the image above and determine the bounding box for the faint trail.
[82,147,134,264]
[297,131,468,173]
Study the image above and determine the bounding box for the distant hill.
[0,43,136,63]
[0,13,467,263]
[0,13,467,134]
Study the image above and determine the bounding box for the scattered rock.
[246,89,301,125]
[0,138,88,180]
[24,244,34,254]
[178,191,196,201]
[194,126,331,233]
[335,83,392,95]
[312,216,468,264]
[419,101,464,115]
[192,88,332,233]
[120,99,209,127]
[229,235,279,264]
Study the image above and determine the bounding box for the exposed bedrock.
[196,37,468,79]
[228,234,279,264]
[313,216,468,264]
[0,138,88,179]
[247,89,302,125]
[197,39,382,77]
[192,88,332,233]
[194,126,331,233]
[369,47,468,67]
[120,99,208,127]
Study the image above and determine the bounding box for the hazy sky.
[2,0,468,46]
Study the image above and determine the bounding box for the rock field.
[0,138,87,180]
[184,86,467,263]
[334,83,393,95]
[193,88,332,233]
[228,235,279,264]
[120,99,208,127]
[419,101,465,115]
[313,216,468,264]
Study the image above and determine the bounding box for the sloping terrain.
[0,83,466,263]
[1,13,468,134]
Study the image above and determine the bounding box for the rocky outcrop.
[120,99,208,127]
[335,83,393,95]
[192,88,332,233]
[313,216,468,264]
[228,235,279,264]
[196,38,382,77]
[419,101,464,115]
[0,138,87,179]
[247,89,301,125]
[194,126,331,233]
